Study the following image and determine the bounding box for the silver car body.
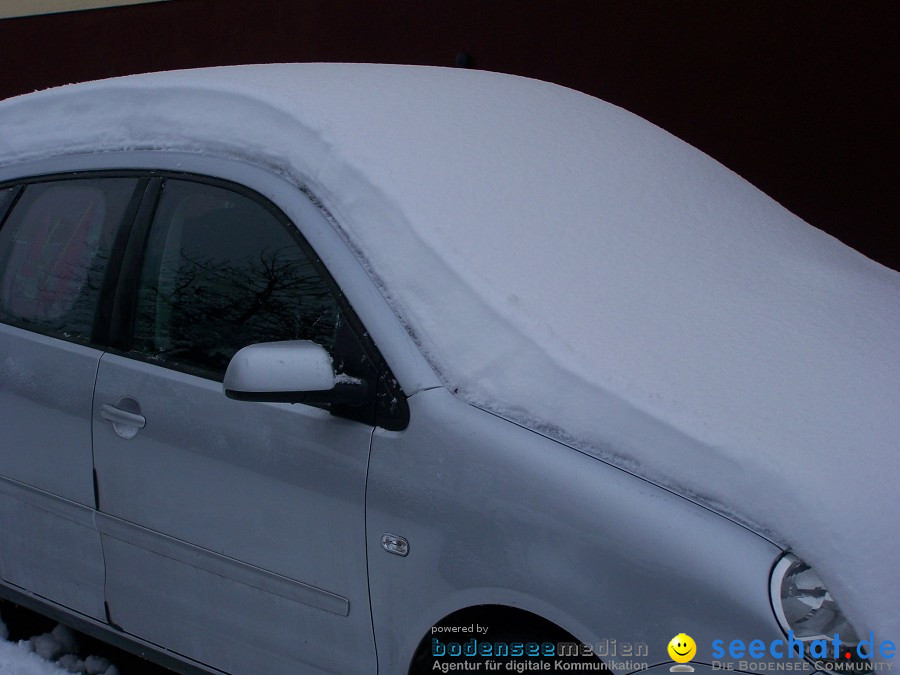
[0,65,895,674]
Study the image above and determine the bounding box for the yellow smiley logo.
[668,633,696,663]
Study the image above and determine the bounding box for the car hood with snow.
[0,63,896,640]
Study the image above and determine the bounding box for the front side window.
[132,179,341,379]
[0,178,138,343]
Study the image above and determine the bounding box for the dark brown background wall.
[1,0,896,270]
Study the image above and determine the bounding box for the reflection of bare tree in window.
[136,245,338,375]
[130,181,343,378]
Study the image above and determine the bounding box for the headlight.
[770,553,859,643]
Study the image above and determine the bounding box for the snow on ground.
[0,616,118,675]
[0,64,897,643]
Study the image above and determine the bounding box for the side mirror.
[223,340,368,406]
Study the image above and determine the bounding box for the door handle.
[100,404,146,427]
[100,400,146,439]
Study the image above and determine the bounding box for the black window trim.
[0,184,24,229]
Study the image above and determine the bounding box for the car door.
[0,176,142,621]
[92,176,378,674]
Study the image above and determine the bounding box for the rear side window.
[0,178,138,343]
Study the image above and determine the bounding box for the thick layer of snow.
[0,618,118,674]
[0,64,897,642]
[0,637,70,675]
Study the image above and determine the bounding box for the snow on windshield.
[1,64,897,641]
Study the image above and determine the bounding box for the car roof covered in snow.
[1,64,897,638]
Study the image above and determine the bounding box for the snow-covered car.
[0,64,896,675]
